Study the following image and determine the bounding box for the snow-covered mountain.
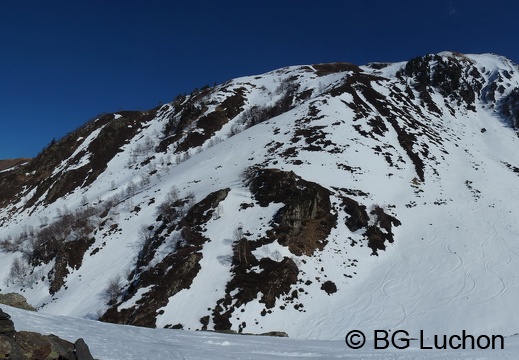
[1,51,519,341]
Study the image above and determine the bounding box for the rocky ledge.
[0,308,95,360]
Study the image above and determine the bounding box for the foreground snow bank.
[4,305,519,359]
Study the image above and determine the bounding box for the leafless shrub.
[217,254,233,265]
[166,186,180,203]
[233,226,244,242]
[156,186,182,222]
[186,191,196,210]
[228,123,244,136]
[80,194,89,207]
[39,216,50,228]
[167,232,185,252]
[139,173,151,188]
[240,166,258,184]
[212,204,223,220]
[181,151,191,162]
[126,181,137,197]
[271,250,283,262]
[139,225,154,244]
[207,136,222,148]
[4,257,37,287]
[102,275,123,304]
[0,235,18,253]
[9,202,101,265]
[133,136,155,156]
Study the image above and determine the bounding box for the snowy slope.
[6,305,519,360]
[1,52,519,342]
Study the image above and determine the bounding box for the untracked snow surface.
[6,305,519,359]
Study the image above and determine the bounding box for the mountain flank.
[1,52,519,340]
[0,159,31,172]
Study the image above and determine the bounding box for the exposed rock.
[0,336,11,355]
[47,236,96,295]
[247,167,337,256]
[208,168,337,332]
[0,308,10,320]
[72,338,95,360]
[0,319,15,338]
[321,280,338,295]
[0,309,95,360]
[0,336,24,359]
[101,189,230,328]
[340,196,401,256]
[260,331,289,337]
[0,293,36,311]
[48,334,77,359]
[365,205,401,256]
[341,197,369,232]
[16,331,54,359]
[0,309,15,338]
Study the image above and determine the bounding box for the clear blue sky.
[1,0,518,159]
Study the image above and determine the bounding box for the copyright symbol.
[345,330,366,349]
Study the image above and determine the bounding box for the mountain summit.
[1,52,519,339]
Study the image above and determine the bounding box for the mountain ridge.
[0,159,31,172]
[1,51,519,339]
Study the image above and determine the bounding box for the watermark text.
[344,330,504,350]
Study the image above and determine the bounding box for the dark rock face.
[0,317,15,337]
[397,53,483,113]
[0,308,11,320]
[340,196,401,256]
[71,338,95,360]
[0,336,12,356]
[101,189,231,328]
[208,168,337,332]
[0,309,95,359]
[247,167,337,256]
[321,280,338,295]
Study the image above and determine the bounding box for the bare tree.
[271,250,283,262]
[126,181,137,198]
[102,275,123,304]
[4,257,35,287]
[186,191,196,210]
[213,204,223,220]
[233,226,248,265]
[139,226,154,245]
[233,226,244,242]
[166,186,180,203]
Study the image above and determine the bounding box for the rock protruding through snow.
[0,308,95,360]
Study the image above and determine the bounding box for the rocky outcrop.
[101,188,231,328]
[247,167,337,256]
[0,308,95,360]
[209,168,337,332]
[0,293,36,311]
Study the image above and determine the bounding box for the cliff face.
[1,52,519,339]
